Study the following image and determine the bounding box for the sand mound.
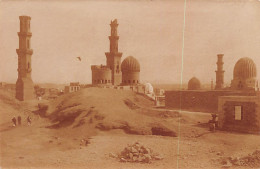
[44,87,178,137]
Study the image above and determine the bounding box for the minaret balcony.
[27,68,32,73]
[105,52,122,58]
[109,36,119,40]
[18,32,32,37]
[16,49,33,55]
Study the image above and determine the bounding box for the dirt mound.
[151,125,176,137]
[110,141,163,163]
[0,89,43,125]
[44,87,178,137]
[0,89,20,110]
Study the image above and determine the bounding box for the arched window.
[133,80,135,83]
[238,81,243,89]
[128,80,131,84]
[116,65,119,73]
[28,62,30,69]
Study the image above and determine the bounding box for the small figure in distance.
[27,116,32,126]
[209,113,218,132]
[12,116,17,127]
[17,116,22,126]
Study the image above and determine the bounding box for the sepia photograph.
[0,0,260,168]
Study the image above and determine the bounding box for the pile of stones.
[116,141,163,163]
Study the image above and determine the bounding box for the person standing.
[27,116,32,126]
[12,116,17,127]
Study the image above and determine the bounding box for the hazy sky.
[0,0,259,85]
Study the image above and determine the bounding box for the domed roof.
[188,77,201,90]
[233,57,257,79]
[121,56,140,72]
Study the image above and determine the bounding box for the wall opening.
[235,106,242,120]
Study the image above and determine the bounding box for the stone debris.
[109,153,118,158]
[80,138,90,146]
[220,150,260,168]
[216,152,223,156]
[54,136,59,140]
[116,141,163,163]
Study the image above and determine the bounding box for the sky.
[0,0,259,85]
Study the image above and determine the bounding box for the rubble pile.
[116,142,163,163]
[221,150,260,168]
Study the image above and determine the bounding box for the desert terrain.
[0,86,260,169]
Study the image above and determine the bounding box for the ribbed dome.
[188,77,201,90]
[233,57,257,79]
[121,56,140,72]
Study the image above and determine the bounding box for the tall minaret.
[215,54,224,90]
[211,79,214,90]
[105,19,123,85]
[16,16,34,101]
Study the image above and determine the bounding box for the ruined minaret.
[215,54,224,90]
[105,19,122,85]
[16,16,34,101]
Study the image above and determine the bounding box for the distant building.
[16,16,35,101]
[165,54,258,113]
[218,92,260,133]
[231,57,257,91]
[0,82,6,88]
[154,88,165,96]
[188,77,201,90]
[91,19,141,86]
[65,82,80,93]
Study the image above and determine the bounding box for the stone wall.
[218,95,260,133]
[91,66,112,85]
[165,90,256,113]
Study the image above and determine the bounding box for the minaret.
[211,79,213,90]
[256,80,259,91]
[215,54,224,90]
[16,16,34,101]
[105,19,122,85]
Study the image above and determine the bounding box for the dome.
[233,57,257,80]
[188,77,201,90]
[121,56,140,72]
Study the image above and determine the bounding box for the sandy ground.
[1,87,260,169]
